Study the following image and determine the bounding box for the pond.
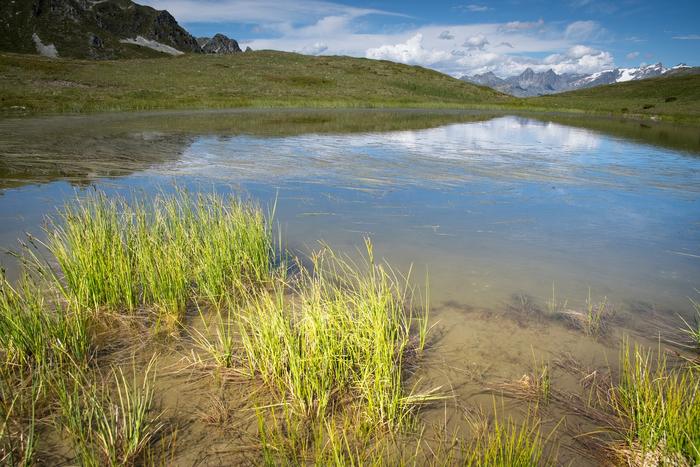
[1,109,699,463]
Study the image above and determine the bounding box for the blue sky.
[139,0,700,77]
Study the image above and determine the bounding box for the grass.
[526,71,700,124]
[0,51,512,116]
[610,342,700,465]
[55,358,163,466]
[238,240,436,429]
[2,188,698,464]
[680,292,700,349]
[463,411,548,467]
[2,51,699,124]
[44,190,274,324]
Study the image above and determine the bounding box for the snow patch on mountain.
[461,63,695,97]
[32,33,58,58]
[120,36,184,56]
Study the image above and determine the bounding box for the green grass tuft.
[611,341,700,465]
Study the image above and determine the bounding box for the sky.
[138,0,700,78]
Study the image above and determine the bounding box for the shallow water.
[2,109,699,463]
[1,110,698,318]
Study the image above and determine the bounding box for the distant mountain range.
[0,0,247,59]
[461,64,698,97]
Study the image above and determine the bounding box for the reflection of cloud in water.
[382,117,601,155]
[169,116,697,193]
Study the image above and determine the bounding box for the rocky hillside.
[0,0,243,59]
[462,63,696,97]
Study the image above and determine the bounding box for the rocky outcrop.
[0,0,201,59]
[197,34,242,54]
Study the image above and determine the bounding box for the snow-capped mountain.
[461,63,694,97]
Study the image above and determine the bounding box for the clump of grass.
[463,409,548,467]
[679,291,700,349]
[0,270,92,371]
[238,239,436,430]
[563,291,614,337]
[55,358,163,466]
[0,367,38,466]
[545,283,568,317]
[47,193,139,313]
[610,342,700,465]
[44,190,274,323]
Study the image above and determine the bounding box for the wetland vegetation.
[0,189,698,465]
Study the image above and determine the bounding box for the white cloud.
[542,45,613,74]
[672,34,700,40]
[140,0,619,79]
[137,0,403,24]
[463,4,490,12]
[564,20,604,41]
[626,51,639,60]
[366,34,451,65]
[500,19,544,32]
[300,42,328,55]
[463,34,489,50]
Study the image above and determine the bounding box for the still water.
[1,109,699,322]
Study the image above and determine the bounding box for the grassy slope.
[0,51,512,115]
[1,51,698,123]
[524,72,700,123]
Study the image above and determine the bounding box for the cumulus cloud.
[543,45,613,74]
[148,0,619,79]
[626,51,639,60]
[366,34,450,65]
[463,35,489,50]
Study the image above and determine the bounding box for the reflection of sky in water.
[167,117,699,195]
[1,115,699,317]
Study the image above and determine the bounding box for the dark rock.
[199,34,242,54]
[88,33,103,48]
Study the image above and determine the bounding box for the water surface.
[1,109,698,320]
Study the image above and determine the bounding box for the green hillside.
[525,71,700,123]
[0,51,512,115]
